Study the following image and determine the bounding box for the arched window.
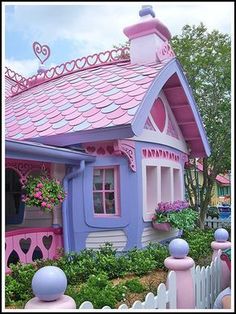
[5,169,25,224]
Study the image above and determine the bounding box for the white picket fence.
[193,250,221,309]
[205,216,231,229]
[79,253,221,310]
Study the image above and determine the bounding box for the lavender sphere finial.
[214,228,229,242]
[169,238,189,258]
[139,5,155,18]
[32,266,67,301]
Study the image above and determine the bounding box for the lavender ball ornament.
[32,266,67,301]
[214,228,229,242]
[169,238,189,258]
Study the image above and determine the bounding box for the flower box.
[152,221,171,232]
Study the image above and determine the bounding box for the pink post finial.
[211,228,231,290]
[164,239,195,309]
[33,41,51,64]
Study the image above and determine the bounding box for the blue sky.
[3,2,234,77]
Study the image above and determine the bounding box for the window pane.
[5,169,22,218]
[93,192,104,213]
[105,192,115,214]
[93,169,103,190]
[105,169,114,190]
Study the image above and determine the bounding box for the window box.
[152,221,171,232]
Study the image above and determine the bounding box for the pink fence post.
[164,238,195,309]
[24,266,76,309]
[211,228,231,290]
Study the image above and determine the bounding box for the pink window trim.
[93,166,120,217]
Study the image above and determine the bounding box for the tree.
[171,24,231,228]
[114,23,231,229]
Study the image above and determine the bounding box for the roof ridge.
[5,67,27,83]
[9,47,130,97]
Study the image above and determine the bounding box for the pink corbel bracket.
[156,41,175,62]
[114,140,136,172]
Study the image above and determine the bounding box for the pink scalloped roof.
[5,77,18,99]
[6,60,167,140]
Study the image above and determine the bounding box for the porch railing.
[5,227,63,273]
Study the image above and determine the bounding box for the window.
[5,169,25,224]
[93,167,119,215]
[146,166,158,213]
[173,168,181,200]
[160,166,171,202]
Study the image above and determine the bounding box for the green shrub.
[126,247,156,276]
[123,278,146,293]
[71,273,127,309]
[182,228,214,263]
[5,263,37,305]
[144,243,169,270]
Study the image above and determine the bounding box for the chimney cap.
[139,5,155,18]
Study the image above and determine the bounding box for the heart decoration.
[42,235,53,250]
[20,238,32,254]
[33,41,51,64]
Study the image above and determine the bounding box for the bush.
[144,243,169,270]
[123,278,146,293]
[5,263,37,306]
[182,228,214,264]
[207,207,219,218]
[70,273,127,309]
[126,247,157,276]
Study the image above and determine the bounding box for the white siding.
[141,227,179,248]
[86,230,127,251]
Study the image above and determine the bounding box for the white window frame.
[142,158,184,222]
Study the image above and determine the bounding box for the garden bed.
[5,227,221,309]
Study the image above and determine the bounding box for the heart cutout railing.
[42,235,53,250]
[19,238,32,254]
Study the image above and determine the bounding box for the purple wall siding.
[67,141,187,252]
[68,155,141,252]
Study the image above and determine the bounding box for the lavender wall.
[67,140,187,252]
[67,155,141,252]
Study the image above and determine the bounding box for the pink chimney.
[123,5,174,64]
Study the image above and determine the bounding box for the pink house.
[5,6,210,272]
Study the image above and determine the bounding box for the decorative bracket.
[5,159,51,185]
[156,41,175,62]
[114,140,136,172]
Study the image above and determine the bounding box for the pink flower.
[34,193,39,198]
[35,188,39,191]
[58,194,62,199]
[59,199,63,203]
[41,202,47,207]
[47,204,51,209]
[39,196,43,200]
[37,183,43,188]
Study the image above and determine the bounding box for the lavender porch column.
[24,266,76,309]
[211,228,231,290]
[164,238,195,309]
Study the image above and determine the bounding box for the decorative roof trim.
[9,47,130,97]
[131,58,211,157]
[5,67,26,84]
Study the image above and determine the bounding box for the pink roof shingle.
[6,60,166,140]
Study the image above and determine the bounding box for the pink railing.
[5,227,63,274]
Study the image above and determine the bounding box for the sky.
[3,1,234,77]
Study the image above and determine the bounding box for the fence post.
[164,238,195,309]
[211,228,231,290]
[24,266,76,309]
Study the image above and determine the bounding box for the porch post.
[50,164,65,227]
